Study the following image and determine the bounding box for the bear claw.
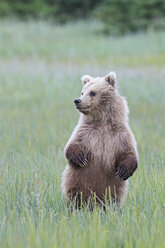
[116,153,138,180]
[66,144,88,168]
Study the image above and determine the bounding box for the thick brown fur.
[62,72,138,208]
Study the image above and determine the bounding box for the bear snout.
[74,99,81,106]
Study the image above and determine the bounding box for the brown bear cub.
[62,72,138,208]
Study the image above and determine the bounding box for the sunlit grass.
[0,20,164,248]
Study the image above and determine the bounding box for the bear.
[62,71,138,208]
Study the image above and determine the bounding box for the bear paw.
[115,153,138,180]
[66,144,88,168]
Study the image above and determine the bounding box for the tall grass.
[0,20,164,248]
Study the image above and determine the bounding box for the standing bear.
[62,72,138,208]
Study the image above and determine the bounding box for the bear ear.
[105,71,117,88]
[81,75,92,85]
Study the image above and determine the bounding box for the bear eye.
[81,92,83,95]
[90,91,96,97]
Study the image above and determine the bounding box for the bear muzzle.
[74,99,81,106]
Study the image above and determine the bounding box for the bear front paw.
[66,144,88,168]
[115,153,138,180]
[116,165,131,180]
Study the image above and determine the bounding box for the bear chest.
[82,128,117,166]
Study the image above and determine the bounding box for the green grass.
[0,19,165,248]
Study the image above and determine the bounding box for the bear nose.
[74,99,81,105]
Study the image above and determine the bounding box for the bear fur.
[62,71,138,208]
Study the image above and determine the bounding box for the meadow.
[0,19,165,248]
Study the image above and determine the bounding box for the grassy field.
[0,19,165,248]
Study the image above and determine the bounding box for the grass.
[0,19,165,248]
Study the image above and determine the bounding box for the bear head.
[74,72,128,123]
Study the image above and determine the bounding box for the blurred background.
[0,0,165,34]
[0,1,165,247]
